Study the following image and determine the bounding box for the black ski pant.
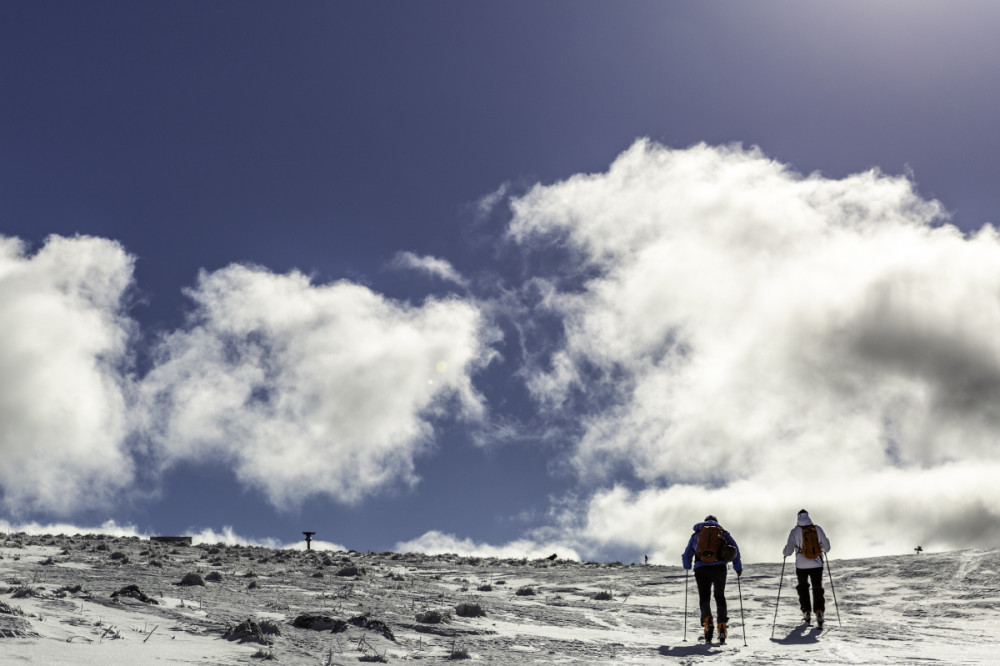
[795,566,825,613]
[694,564,728,624]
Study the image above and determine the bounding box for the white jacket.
[782,512,830,569]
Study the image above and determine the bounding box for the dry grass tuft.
[415,609,449,624]
[251,647,277,660]
[448,644,471,660]
[0,600,25,615]
[455,603,486,618]
[224,618,277,645]
[177,572,206,587]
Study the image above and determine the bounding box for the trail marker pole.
[303,532,316,551]
[736,572,747,646]
[823,553,842,628]
[771,556,787,638]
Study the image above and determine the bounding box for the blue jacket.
[682,520,742,573]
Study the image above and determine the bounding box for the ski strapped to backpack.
[696,525,737,563]
[801,524,822,559]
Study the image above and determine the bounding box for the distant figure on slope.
[682,515,742,645]
[782,509,831,628]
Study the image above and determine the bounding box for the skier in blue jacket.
[682,515,743,644]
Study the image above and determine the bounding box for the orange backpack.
[801,524,822,559]
[696,525,725,563]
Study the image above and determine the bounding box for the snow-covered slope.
[1,534,996,664]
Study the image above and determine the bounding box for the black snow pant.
[795,566,825,613]
[694,564,728,624]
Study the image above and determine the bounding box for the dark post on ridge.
[303,531,316,550]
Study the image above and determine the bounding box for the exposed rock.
[292,615,348,632]
[110,584,158,604]
[348,614,395,641]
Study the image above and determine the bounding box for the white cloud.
[475,182,510,219]
[395,529,581,561]
[0,520,347,552]
[390,251,469,288]
[139,264,497,509]
[186,525,281,548]
[185,525,347,551]
[396,464,1000,562]
[0,519,141,538]
[0,235,136,515]
[574,463,1000,564]
[282,539,346,552]
[505,139,1000,556]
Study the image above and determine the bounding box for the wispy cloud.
[0,520,346,552]
[475,182,510,219]
[390,251,469,288]
[0,235,136,515]
[139,264,498,509]
[185,525,346,551]
[0,519,141,538]
[504,139,1000,556]
[395,529,581,561]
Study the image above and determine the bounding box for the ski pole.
[770,556,786,638]
[736,571,747,647]
[683,568,689,641]
[823,553,842,628]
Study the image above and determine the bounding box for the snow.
[1,534,997,663]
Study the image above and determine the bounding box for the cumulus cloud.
[395,529,581,561]
[576,463,1000,564]
[139,264,497,509]
[390,251,469,288]
[0,235,136,515]
[504,139,1000,557]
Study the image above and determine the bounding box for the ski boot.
[718,622,728,645]
[816,611,824,628]
[802,611,811,625]
[702,616,714,643]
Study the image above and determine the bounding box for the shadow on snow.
[657,643,724,657]
[770,623,823,645]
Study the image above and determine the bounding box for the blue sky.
[3,1,1000,561]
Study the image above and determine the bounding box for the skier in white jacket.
[782,509,831,627]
